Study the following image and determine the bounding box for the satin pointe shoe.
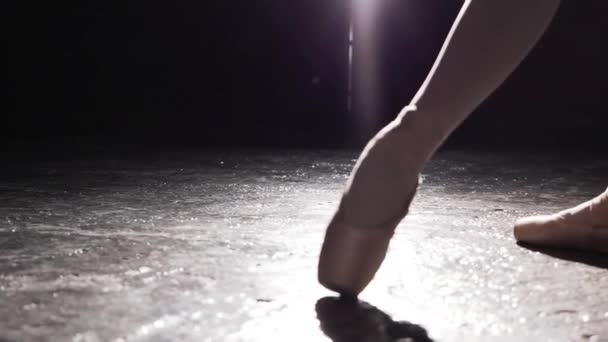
[318,185,418,297]
[514,188,608,253]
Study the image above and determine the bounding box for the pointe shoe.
[318,187,418,297]
[514,188,608,253]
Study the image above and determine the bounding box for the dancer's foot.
[514,188,608,253]
[318,186,418,297]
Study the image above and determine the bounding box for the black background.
[4,0,608,150]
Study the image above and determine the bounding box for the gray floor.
[1,149,607,342]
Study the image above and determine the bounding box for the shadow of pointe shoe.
[315,296,434,342]
[517,241,608,269]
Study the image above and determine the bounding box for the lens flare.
[350,0,381,139]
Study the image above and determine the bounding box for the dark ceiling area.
[4,0,607,149]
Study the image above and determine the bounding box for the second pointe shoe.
[318,186,418,297]
[514,188,608,253]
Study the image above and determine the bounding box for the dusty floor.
[1,148,607,342]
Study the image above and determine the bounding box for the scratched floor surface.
[1,148,607,342]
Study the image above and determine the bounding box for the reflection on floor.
[1,149,607,341]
